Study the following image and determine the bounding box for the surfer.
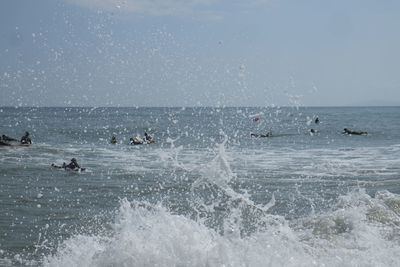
[110,136,117,144]
[1,134,17,142]
[144,132,154,143]
[20,131,32,144]
[315,117,320,124]
[1,133,31,146]
[0,137,12,146]
[310,128,319,136]
[129,133,154,145]
[52,158,83,171]
[343,128,367,135]
[130,136,143,145]
[251,131,272,138]
[65,158,80,170]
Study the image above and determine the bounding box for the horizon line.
[1,105,400,109]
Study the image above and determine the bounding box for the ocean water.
[1,106,400,267]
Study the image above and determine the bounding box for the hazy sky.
[1,0,399,107]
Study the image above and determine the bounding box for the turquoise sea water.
[1,106,400,266]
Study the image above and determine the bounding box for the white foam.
[43,190,400,267]
[43,199,312,267]
[229,145,400,179]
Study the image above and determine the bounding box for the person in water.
[63,158,81,170]
[1,134,17,141]
[144,132,153,142]
[20,131,32,144]
[110,136,117,144]
[343,128,367,135]
[130,136,143,145]
[251,131,272,138]
[315,117,320,124]
[52,158,83,171]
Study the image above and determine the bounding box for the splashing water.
[41,190,400,267]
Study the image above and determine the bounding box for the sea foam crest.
[43,198,315,267]
[43,190,400,267]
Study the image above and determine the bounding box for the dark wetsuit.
[343,128,367,135]
[2,135,17,141]
[251,132,272,138]
[144,132,152,141]
[64,161,80,170]
[20,133,32,144]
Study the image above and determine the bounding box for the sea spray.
[188,135,276,235]
[43,190,400,267]
[43,199,316,267]
[40,165,400,267]
[293,189,400,266]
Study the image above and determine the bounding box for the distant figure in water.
[251,131,272,138]
[310,128,320,136]
[1,134,17,141]
[144,132,149,140]
[144,132,154,143]
[343,128,368,135]
[63,158,80,170]
[52,158,82,171]
[20,131,32,144]
[130,136,144,145]
[110,136,117,144]
[315,117,320,124]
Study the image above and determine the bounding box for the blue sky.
[1,0,399,107]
